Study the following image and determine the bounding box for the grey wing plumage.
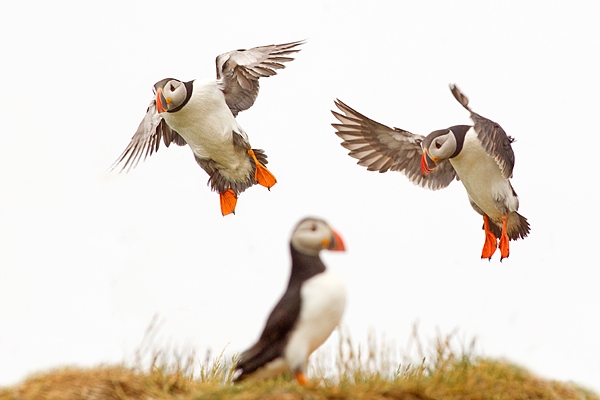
[216,40,304,117]
[450,84,515,179]
[112,98,187,172]
[331,99,457,190]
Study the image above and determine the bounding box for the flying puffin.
[113,40,304,216]
[331,84,529,261]
[233,218,346,385]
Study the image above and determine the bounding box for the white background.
[1,0,599,393]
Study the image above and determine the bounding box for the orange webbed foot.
[481,215,498,260]
[482,231,498,260]
[295,372,308,386]
[499,215,510,261]
[248,149,277,189]
[219,189,237,216]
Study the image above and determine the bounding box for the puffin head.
[291,218,345,256]
[420,129,457,175]
[154,78,189,113]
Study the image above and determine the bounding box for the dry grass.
[1,324,597,400]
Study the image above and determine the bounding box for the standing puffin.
[233,218,346,385]
[113,40,304,216]
[331,85,529,261]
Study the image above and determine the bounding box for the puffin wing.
[450,84,515,179]
[235,288,301,379]
[112,97,186,172]
[216,40,304,117]
[332,99,457,190]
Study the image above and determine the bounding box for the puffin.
[233,217,346,385]
[113,40,304,216]
[331,84,529,261]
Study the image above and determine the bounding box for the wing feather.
[234,287,300,381]
[112,98,187,172]
[216,40,304,116]
[450,84,515,179]
[331,99,457,189]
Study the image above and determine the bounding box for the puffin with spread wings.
[113,40,304,216]
[331,85,529,261]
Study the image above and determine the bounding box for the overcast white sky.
[1,0,599,393]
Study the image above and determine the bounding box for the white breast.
[449,129,518,220]
[161,80,252,180]
[284,269,346,372]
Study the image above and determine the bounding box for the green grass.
[1,325,597,400]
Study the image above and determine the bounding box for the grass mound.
[1,326,597,400]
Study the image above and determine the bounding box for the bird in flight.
[332,84,529,260]
[113,40,304,215]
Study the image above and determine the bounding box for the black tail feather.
[233,340,285,383]
[485,212,530,241]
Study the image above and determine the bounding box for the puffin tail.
[232,341,284,384]
[251,148,269,166]
[507,212,530,241]
[486,212,530,241]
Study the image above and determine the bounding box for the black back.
[233,245,326,382]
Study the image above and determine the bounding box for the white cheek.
[431,136,456,160]
[291,236,320,255]
[429,144,444,160]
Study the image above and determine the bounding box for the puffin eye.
[435,141,442,149]
[170,83,176,92]
[310,224,317,231]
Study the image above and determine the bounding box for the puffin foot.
[219,189,237,216]
[481,215,498,260]
[499,215,510,261]
[248,149,277,189]
[295,372,308,386]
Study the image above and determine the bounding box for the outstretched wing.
[112,97,186,172]
[450,84,515,179]
[216,40,304,117]
[331,99,457,190]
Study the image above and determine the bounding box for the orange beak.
[156,88,167,113]
[421,149,436,176]
[328,229,346,251]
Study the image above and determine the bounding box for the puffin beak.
[327,230,346,252]
[155,88,168,113]
[421,149,437,176]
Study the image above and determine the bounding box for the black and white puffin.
[113,40,304,216]
[233,217,346,385]
[331,84,529,261]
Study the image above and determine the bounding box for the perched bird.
[113,40,304,215]
[331,85,529,261]
[233,218,346,385]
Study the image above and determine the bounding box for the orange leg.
[219,189,237,216]
[481,215,498,260]
[247,149,277,189]
[499,215,510,261]
[295,372,308,386]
